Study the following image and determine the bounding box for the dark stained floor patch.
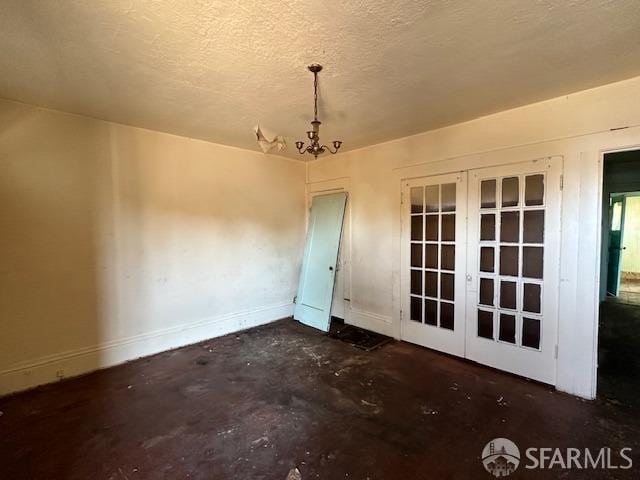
[328,321,392,351]
[598,300,640,410]
[1,318,639,479]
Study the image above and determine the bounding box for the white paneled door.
[401,158,562,384]
[295,192,348,332]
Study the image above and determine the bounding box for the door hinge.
[554,345,558,359]
[293,295,297,304]
[400,309,403,321]
[400,191,404,205]
[559,174,563,191]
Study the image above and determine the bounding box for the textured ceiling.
[1,0,640,159]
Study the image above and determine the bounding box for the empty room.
[2,1,640,478]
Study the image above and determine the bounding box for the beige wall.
[307,75,640,399]
[0,99,306,394]
[4,74,640,399]
[621,196,640,273]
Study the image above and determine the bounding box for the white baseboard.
[347,308,394,337]
[0,302,293,396]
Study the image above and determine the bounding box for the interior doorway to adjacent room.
[598,149,640,408]
[606,192,640,305]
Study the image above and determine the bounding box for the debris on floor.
[3,319,639,479]
[286,467,302,480]
[328,322,392,351]
[421,405,438,415]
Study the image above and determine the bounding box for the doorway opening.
[606,192,640,305]
[598,149,640,408]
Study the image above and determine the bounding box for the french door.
[401,158,562,384]
[401,172,467,357]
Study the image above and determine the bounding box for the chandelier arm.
[321,144,338,154]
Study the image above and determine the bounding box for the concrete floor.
[1,318,638,479]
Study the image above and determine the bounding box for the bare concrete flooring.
[1,318,638,479]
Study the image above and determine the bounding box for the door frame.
[395,154,564,386]
[306,177,352,324]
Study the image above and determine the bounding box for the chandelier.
[295,64,342,159]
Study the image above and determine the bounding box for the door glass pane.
[500,281,517,309]
[499,314,516,344]
[425,244,438,269]
[500,211,520,243]
[523,283,541,313]
[426,215,439,241]
[441,214,455,241]
[440,302,454,330]
[481,179,496,208]
[440,273,454,301]
[426,185,439,213]
[523,247,543,279]
[410,296,422,322]
[441,183,456,212]
[425,271,438,298]
[411,186,424,213]
[481,214,495,241]
[424,299,438,325]
[480,247,495,272]
[499,246,519,276]
[522,317,541,349]
[411,270,422,295]
[525,174,544,206]
[479,278,494,306]
[523,210,544,243]
[502,177,519,207]
[478,310,494,339]
[411,243,423,267]
[441,245,455,270]
[411,215,423,241]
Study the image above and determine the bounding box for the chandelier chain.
[313,71,318,121]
